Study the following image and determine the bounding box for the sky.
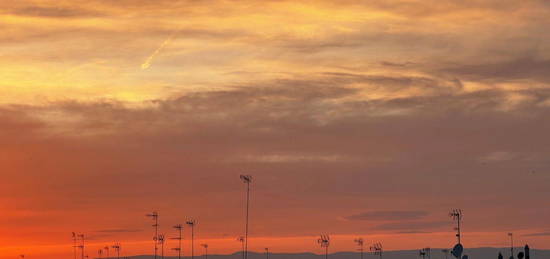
[1,0,550,258]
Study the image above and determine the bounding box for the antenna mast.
[186,219,197,259]
[201,243,209,259]
[240,175,253,259]
[370,242,383,259]
[237,236,245,259]
[172,224,183,259]
[449,209,462,244]
[317,234,330,259]
[146,211,160,259]
[354,238,364,259]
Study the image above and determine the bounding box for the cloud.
[344,211,429,221]
[523,232,550,237]
[371,221,449,231]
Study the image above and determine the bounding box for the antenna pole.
[147,211,159,259]
[265,248,269,259]
[240,175,252,259]
[509,233,514,258]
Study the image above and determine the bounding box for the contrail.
[141,31,179,70]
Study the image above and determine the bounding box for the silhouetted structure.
[508,233,514,259]
[498,252,503,259]
[158,234,165,259]
[146,211,160,259]
[317,235,330,259]
[186,219,197,259]
[72,232,78,259]
[449,209,462,244]
[370,242,383,259]
[104,246,110,258]
[441,249,449,259]
[201,243,209,259]
[112,243,121,259]
[240,175,253,259]
[172,224,183,259]
[265,248,269,259]
[354,238,364,259]
[419,248,430,259]
[237,236,245,259]
[524,245,530,259]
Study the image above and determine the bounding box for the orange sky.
[1,0,550,258]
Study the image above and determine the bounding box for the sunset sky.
[1,0,550,258]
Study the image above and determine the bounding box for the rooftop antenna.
[201,243,209,259]
[524,245,530,259]
[508,233,514,259]
[186,219,197,259]
[317,234,330,259]
[449,209,463,244]
[370,242,383,259]
[265,248,269,259]
[78,234,85,259]
[111,243,121,259]
[240,174,253,259]
[146,211,160,259]
[98,249,103,259]
[354,238,364,259]
[158,234,166,259]
[237,236,245,259]
[72,232,78,259]
[172,224,183,259]
[20,255,24,259]
[104,246,110,258]
[419,248,431,259]
[441,249,449,259]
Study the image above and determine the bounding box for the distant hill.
[119,247,549,259]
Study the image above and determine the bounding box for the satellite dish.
[518,252,524,259]
[451,244,463,258]
[461,255,468,259]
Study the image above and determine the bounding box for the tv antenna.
[354,238,364,259]
[111,243,121,259]
[370,242,383,259]
[158,234,166,259]
[441,249,449,259]
[186,219,197,259]
[317,234,330,259]
[72,232,78,259]
[419,248,431,259]
[77,234,85,259]
[240,174,253,259]
[171,224,183,259]
[146,211,160,259]
[201,243,209,259]
[98,249,103,259]
[104,246,110,258]
[508,233,514,259]
[449,209,463,244]
[265,248,269,259]
[237,236,245,259]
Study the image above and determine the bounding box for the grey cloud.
[344,211,429,221]
[372,221,448,231]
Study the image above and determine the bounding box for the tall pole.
[173,224,183,259]
[147,211,159,259]
[240,175,252,259]
[202,244,209,259]
[104,246,110,259]
[265,248,269,259]
[355,238,364,259]
[72,232,77,259]
[78,234,85,259]
[508,233,514,258]
[187,220,196,259]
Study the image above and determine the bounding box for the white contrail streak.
[141,31,179,70]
